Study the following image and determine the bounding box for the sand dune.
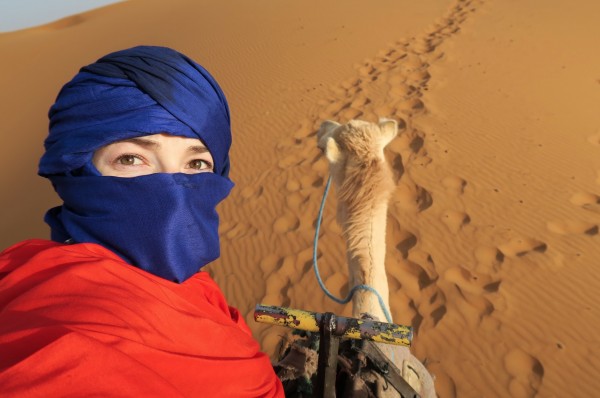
[2,0,600,397]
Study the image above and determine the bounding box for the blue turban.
[38,46,234,283]
[39,45,231,177]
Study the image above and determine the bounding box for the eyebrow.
[122,137,160,148]
[187,145,211,154]
[121,137,210,154]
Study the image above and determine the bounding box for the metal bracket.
[360,340,420,398]
[314,312,340,398]
[254,304,420,398]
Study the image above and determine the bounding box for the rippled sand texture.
[1,0,600,396]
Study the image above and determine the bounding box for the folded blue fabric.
[40,45,231,177]
[39,46,234,282]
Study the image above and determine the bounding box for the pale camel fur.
[317,119,396,321]
[317,118,436,397]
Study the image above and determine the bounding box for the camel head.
[317,118,398,179]
[316,118,399,225]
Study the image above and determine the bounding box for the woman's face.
[92,133,214,177]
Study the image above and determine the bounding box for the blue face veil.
[39,46,234,283]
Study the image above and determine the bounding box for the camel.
[316,118,436,397]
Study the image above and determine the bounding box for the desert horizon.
[1,0,599,396]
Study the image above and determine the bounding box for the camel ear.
[378,118,398,146]
[317,120,341,150]
[324,137,341,164]
[320,120,341,134]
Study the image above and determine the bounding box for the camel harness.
[255,304,420,398]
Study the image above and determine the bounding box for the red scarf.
[0,239,283,397]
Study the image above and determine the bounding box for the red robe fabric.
[0,239,284,397]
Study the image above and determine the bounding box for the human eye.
[187,159,213,172]
[114,154,144,166]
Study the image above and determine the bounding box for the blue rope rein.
[313,175,393,324]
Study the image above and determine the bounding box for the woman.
[0,46,284,397]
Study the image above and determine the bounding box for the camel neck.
[338,172,393,321]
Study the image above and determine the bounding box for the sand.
[1,0,599,396]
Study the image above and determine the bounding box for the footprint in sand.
[406,69,431,86]
[395,229,418,259]
[386,220,444,326]
[388,258,446,330]
[503,348,544,398]
[357,63,376,78]
[273,212,300,233]
[498,237,547,258]
[443,265,500,296]
[412,37,436,55]
[310,156,329,174]
[239,184,264,201]
[336,106,364,122]
[291,121,315,142]
[426,294,447,328]
[318,99,351,120]
[397,97,426,116]
[262,270,292,307]
[401,54,427,73]
[258,253,281,275]
[297,174,324,190]
[385,50,408,64]
[390,82,417,98]
[278,154,303,169]
[438,24,461,36]
[444,266,499,322]
[386,125,416,154]
[395,259,438,294]
[393,181,433,213]
[373,103,397,118]
[223,222,257,240]
[293,247,316,276]
[409,134,425,153]
[340,77,362,90]
[350,93,371,108]
[569,191,600,213]
[406,249,438,279]
[546,220,598,236]
[458,292,495,323]
[388,153,405,182]
[285,179,301,193]
[394,284,448,334]
[387,128,429,171]
[441,176,467,195]
[387,68,407,85]
[285,191,309,211]
[474,245,504,272]
[440,210,470,234]
[395,219,445,325]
